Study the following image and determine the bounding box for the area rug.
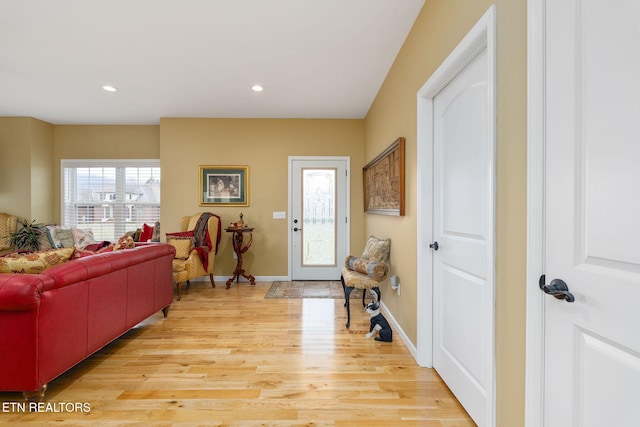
[265,281,365,299]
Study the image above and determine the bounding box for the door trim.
[416,5,496,425]
[525,0,545,425]
[287,156,350,280]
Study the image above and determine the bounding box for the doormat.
[265,281,364,299]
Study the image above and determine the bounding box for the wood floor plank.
[0,281,473,425]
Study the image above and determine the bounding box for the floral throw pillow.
[113,235,135,250]
[71,227,96,249]
[360,236,391,263]
[0,247,75,274]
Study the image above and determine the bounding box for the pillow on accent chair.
[166,231,194,260]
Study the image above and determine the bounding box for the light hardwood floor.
[0,281,474,426]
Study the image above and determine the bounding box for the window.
[62,160,160,241]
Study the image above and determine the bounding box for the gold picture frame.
[199,165,249,206]
[363,137,405,216]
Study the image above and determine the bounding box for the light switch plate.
[273,211,286,219]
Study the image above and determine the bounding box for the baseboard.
[191,276,290,283]
[380,300,418,362]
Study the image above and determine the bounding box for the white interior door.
[542,1,640,425]
[289,157,349,280]
[432,47,495,427]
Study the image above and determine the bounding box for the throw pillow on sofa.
[0,247,75,274]
[0,252,46,274]
[45,225,64,248]
[114,235,135,250]
[139,223,154,242]
[54,228,75,248]
[71,227,96,249]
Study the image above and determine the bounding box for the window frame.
[60,159,160,241]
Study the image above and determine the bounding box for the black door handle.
[539,275,575,303]
[429,242,439,251]
[293,227,302,232]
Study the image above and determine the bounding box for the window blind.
[61,159,160,241]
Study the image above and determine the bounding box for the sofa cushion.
[0,247,75,274]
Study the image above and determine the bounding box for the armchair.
[340,235,391,328]
[0,213,18,252]
[167,212,222,300]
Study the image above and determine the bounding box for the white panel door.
[432,48,494,426]
[543,1,640,425]
[290,158,348,280]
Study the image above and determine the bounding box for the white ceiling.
[0,0,425,125]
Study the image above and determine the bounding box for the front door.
[542,1,640,425]
[289,157,349,280]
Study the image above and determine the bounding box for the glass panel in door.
[302,168,336,267]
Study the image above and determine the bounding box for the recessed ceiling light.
[102,85,118,92]
[251,84,264,92]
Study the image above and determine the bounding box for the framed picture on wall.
[199,165,249,206]
[363,137,405,216]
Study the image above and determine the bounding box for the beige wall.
[160,118,365,277]
[0,118,31,219]
[30,118,55,224]
[53,125,160,223]
[364,1,527,426]
[0,117,54,224]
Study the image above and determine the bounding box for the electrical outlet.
[390,275,400,296]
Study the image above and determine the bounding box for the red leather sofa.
[0,243,175,400]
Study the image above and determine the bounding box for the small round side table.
[225,227,256,288]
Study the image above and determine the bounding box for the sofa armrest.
[0,274,51,311]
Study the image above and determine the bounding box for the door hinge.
[345,217,348,224]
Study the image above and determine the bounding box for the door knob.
[429,242,439,251]
[539,275,575,303]
[293,227,302,232]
